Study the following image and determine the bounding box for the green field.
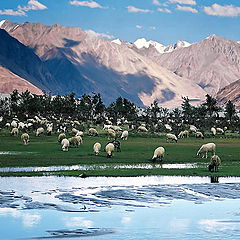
[0,130,239,177]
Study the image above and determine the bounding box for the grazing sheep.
[71,128,79,135]
[216,128,224,135]
[11,128,19,136]
[106,119,112,125]
[36,127,44,137]
[208,155,221,172]
[211,127,216,136]
[58,133,66,143]
[5,123,10,129]
[197,143,216,158]
[105,143,115,158]
[107,129,116,140]
[111,125,122,132]
[152,147,165,162]
[75,131,84,137]
[21,133,29,145]
[138,126,148,132]
[178,130,189,139]
[121,130,129,140]
[11,120,18,128]
[46,125,53,136]
[68,136,82,148]
[89,128,98,136]
[195,131,204,139]
[189,125,197,133]
[166,133,178,143]
[18,122,25,130]
[93,142,101,155]
[103,124,112,130]
[164,124,172,132]
[61,138,70,151]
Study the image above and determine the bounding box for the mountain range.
[0,20,239,109]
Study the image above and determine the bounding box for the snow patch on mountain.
[111,39,122,45]
[0,20,6,28]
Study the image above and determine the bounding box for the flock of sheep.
[2,116,224,173]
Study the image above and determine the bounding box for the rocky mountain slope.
[217,79,240,109]
[0,20,206,107]
[0,29,58,94]
[143,35,240,97]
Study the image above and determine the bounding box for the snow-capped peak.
[175,40,191,49]
[0,20,6,28]
[111,39,122,45]
[134,38,150,49]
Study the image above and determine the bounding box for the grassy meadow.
[0,129,239,177]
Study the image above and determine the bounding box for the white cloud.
[65,217,93,228]
[70,0,104,9]
[169,218,189,232]
[169,0,196,5]
[0,9,26,16]
[127,6,151,13]
[0,0,47,16]
[153,0,160,6]
[85,29,115,39]
[204,4,240,17]
[22,213,41,228]
[157,8,171,13]
[136,25,143,29]
[19,0,47,11]
[150,26,156,30]
[176,5,198,13]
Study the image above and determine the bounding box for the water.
[1,176,240,239]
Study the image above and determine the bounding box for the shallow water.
[1,176,240,239]
[0,163,199,173]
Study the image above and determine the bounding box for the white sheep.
[166,133,178,143]
[11,120,18,128]
[164,124,172,132]
[121,130,129,140]
[71,128,79,135]
[189,125,197,133]
[36,127,44,136]
[89,128,98,136]
[178,130,189,139]
[111,125,122,132]
[216,128,224,135]
[211,127,216,136]
[107,129,116,140]
[21,133,29,145]
[58,133,66,143]
[93,142,101,155]
[152,147,165,162]
[75,131,84,137]
[11,128,19,136]
[209,155,221,172]
[197,143,216,158]
[138,126,148,132]
[195,131,204,139]
[61,138,70,151]
[18,122,25,130]
[5,123,10,128]
[105,143,115,158]
[68,136,82,148]
[46,124,53,136]
[103,124,112,130]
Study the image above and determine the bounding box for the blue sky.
[1,0,240,45]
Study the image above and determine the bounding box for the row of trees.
[0,90,239,129]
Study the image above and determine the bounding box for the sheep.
[73,120,80,126]
[11,120,18,128]
[152,147,165,162]
[138,126,148,132]
[11,128,19,136]
[71,128,79,135]
[58,133,66,143]
[178,130,189,139]
[121,130,129,140]
[36,127,44,136]
[75,131,84,137]
[164,124,172,132]
[105,143,115,158]
[111,125,122,132]
[21,133,29,145]
[89,128,98,136]
[5,123,10,129]
[195,131,204,139]
[18,122,25,130]
[211,127,216,136]
[197,143,216,159]
[46,124,53,136]
[93,142,101,155]
[103,124,112,130]
[68,136,82,148]
[107,129,116,140]
[208,155,221,172]
[106,119,112,125]
[61,138,70,151]
[189,125,197,133]
[166,133,178,143]
[216,128,224,135]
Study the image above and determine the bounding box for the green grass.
[0,130,240,177]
